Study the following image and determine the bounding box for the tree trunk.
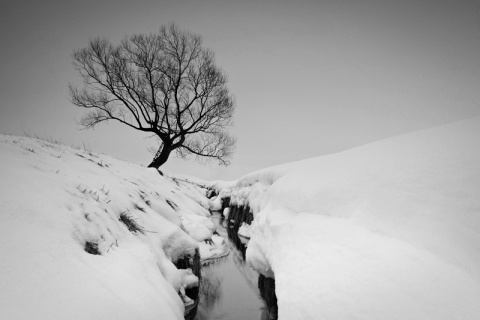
[148,145,172,169]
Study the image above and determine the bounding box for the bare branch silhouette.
[69,24,235,168]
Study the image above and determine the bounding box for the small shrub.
[101,185,110,195]
[170,177,181,187]
[22,147,36,153]
[133,202,146,212]
[87,151,98,158]
[119,211,144,234]
[84,241,100,255]
[166,199,177,210]
[96,160,110,167]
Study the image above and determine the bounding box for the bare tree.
[69,24,236,168]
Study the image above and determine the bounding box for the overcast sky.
[1,0,479,180]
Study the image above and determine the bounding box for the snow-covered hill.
[0,135,223,320]
[216,117,480,319]
[4,116,480,320]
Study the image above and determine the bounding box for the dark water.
[190,212,277,320]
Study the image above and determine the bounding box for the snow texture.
[198,233,229,263]
[218,117,480,320]
[237,222,253,239]
[0,135,218,320]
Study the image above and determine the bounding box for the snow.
[217,117,480,319]
[0,135,219,320]
[237,222,253,239]
[198,233,229,263]
[4,115,480,319]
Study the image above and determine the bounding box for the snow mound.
[0,135,214,320]
[238,222,252,239]
[198,233,230,263]
[223,117,480,320]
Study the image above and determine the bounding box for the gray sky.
[1,0,479,180]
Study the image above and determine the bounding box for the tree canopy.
[69,24,236,168]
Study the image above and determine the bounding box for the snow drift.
[0,135,219,320]
[218,117,480,319]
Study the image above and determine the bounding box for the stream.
[186,211,278,320]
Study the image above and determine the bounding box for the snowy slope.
[218,117,480,320]
[0,135,219,320]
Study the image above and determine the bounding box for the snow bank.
[224,117,480,319]
[198,233,229,263]
[237,222,253,239]
[0,135,214,320]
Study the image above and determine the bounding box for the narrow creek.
[186,210,278,320]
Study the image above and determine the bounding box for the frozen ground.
[0,135,225,320]
[214,117,480,319]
